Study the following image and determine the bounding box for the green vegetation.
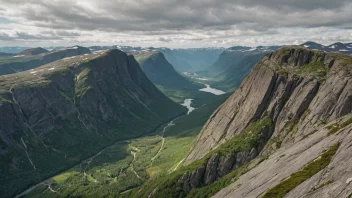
[311,180,333,192]
[133,117,273,198]
[262,143,340,198]
[327,115,352,135]
[293,61,329,78]
[23,86,229,198]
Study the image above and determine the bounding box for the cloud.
[0,0,351,47]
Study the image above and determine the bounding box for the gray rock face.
[204,153,220,184]
[213,117,352,198]
[182,149,258,192]
[186,47,352,163]
[182,47,352,197]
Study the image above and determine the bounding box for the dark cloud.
[0,0,351,46]
[1,0,351,32]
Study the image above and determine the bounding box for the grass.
[53,171,79,183]
[132,117,273,198]
[327,115,352,135]
[262,143,340,198]
[293,61,329,78]
[24,89,228,198]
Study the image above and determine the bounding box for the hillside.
[133,50,197,89]
[0,46,91,76]
[0,49,186,198]
[133,46,352,198]
[18,47,48,56]
[158,47,224,72]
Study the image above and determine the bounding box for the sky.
[0,0,351,48]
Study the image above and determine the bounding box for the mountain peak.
[18,47,48,56]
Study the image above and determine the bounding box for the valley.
[20,88,229,198]
[1,42,351,198]
[1,1,352,197]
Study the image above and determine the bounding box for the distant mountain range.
[0,46,91,76]
[300,41,352,54]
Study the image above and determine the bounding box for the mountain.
[0,47,30,54]
[157,47,225,72]
[88,45,143,53]
[18,47,48,56]
[202,46,280,91]
[134,46,352,198]
[0,52,13,57]
[132,50,197,90]
[301,41,352,54]
[0,46,91,76]
[0,49,185,198]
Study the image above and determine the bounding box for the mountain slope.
[0,46,91,76]
[134,46,352,198]
[0,49,185,198]
[133,50,197,90]
[157,47,224,72]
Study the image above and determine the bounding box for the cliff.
[134,46,352,198]
[186,46,351,163]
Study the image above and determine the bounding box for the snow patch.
[13,55,25,57]
[48,67,55,71]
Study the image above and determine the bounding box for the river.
[181,99,195,114]
[199,84,226,95]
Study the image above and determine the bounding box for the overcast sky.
[0,0,351,48]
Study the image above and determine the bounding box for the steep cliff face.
[186,46,352,163]
[130,47,351,198]
[0,46,91,75]
[0,49,185,198]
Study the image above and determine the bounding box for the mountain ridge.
[0,49,186,198]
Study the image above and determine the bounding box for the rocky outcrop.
[0,46,91,76]
[0,49,185,198]
[180,46,352,198]
[182,149,257,192]
[186,46,352,163]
